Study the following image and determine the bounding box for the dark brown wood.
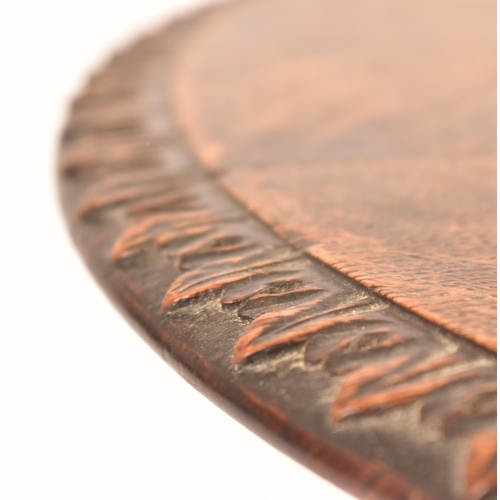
[58,2,496,500]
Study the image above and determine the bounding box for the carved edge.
[57,8,497,500]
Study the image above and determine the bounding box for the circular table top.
[58,1,496,499]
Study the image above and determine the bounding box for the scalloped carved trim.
[59,20,497,500]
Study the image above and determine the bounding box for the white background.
[2,1,354,498]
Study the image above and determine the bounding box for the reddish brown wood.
[174,0,496,353]
[58,2,496,500]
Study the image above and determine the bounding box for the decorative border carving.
[59,14,496,500]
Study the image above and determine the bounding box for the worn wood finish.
[58,3,496,500]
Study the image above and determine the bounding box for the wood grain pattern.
[58,4,496,500]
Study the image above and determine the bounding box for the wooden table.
[58,1,496,499]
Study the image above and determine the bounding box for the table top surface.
[58,1,497,499]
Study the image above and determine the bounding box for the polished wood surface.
[58,2,496,499]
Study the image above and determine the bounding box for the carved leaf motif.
[63,28,497,500]
[465,427,497,500]
[332,361,493,425]
[76,166,497,457]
